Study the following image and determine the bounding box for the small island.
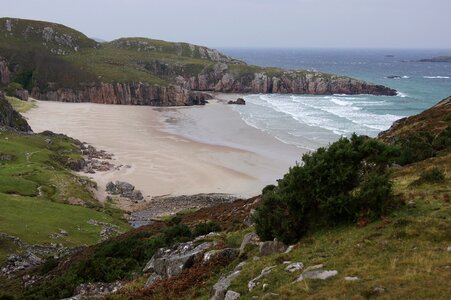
[419,56,451,63]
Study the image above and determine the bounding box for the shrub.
[413,168,446,185]
[253,134,396,244]
[25,223,193,299]
[193,221,221,236]
[5,82,23,97]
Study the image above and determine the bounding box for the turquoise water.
[220,49,451,148]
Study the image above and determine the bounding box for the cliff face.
[31,83,212,106]
[0,59,10,84]
[175,67,396,96]
[0,91,32,132]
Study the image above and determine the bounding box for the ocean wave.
[423,76,450,79]
[397,92,408,98]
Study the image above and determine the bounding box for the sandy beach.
[24,95,304,200]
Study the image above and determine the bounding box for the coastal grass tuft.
[5,96,36,113]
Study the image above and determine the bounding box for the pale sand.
[24,97,304,200]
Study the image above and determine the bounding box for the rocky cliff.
[30,83,212,106]
[0,91,32,131]
[0,18,397,106]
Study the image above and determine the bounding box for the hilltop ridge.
[0,18,397,106]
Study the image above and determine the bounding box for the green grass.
[0,194,127,246]
[5,96,37,113]
[224,156,451,300]
[0,130,130,249]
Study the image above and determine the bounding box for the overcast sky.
[2,0,451,49]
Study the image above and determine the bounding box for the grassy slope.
[224,155,450,299]
[5,96,36,113]
[0,18,326,90]
[0,130,130,265]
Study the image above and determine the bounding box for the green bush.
[5,82,23,96]
[193,221,221,236]
[414,168,446,185]
[253,134,396,244]
[25,223,193,299]
[393,127,450,165]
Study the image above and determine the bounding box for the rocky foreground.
[0,18,396,107]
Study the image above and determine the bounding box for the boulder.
[224,290,241,300]
[259,239,287,256]
[297,269,338,281]
[15,89,29,101]
[284,262,304,273]
[248,265,277,291]
[143,241,213,278]
[227,98,246,105]
[106,181,144,201]
[145,273,163,287]
[239,232,260,256]
[203,248,238,264]
[210,262,246,300]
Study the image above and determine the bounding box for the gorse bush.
[193,221,221,236]
[413,168,446,185]
[253,134,397,244]
[393,127,451,165]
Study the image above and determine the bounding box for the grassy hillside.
[0,17,241,89]
[0,130,129,265]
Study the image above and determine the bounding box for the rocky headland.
[0,18,396,107]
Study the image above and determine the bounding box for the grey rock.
[115,181,134,193]
[203,248,238,263]
[239,232,260,256]
[345,276,360,281]
[210,262,246,300]
[407,200,416,208]
[297,269,338,281]
[227,98,246,105]
[211,270,241,300]
[15,89,29,101]
[64,281,122,300]
[59,229,68,236]
[224,290,240,300]
[285,262,304,273]
[0,153,16,161]
[248,265,277,291]
[259,239,287,256]
[143,241,213,278]
[284,245,295,254]
[374,286,387,293]
[145,273,163,287]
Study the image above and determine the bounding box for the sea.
[217,48,451,149]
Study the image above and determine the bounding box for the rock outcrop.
[0,58,10,84]
[31,83,212,106]
[177,68,397,96]
[143,241,214,286]
[0,91,32,132]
